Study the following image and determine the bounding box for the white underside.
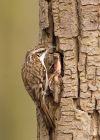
[39,51,48,94]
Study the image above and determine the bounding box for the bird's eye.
[37,53,41,57]
[37,51,44,57]
[36,49,47,57]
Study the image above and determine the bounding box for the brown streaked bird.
[21,47,55,129]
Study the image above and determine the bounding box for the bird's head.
[25,47,51,64]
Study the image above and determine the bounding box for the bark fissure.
[75,0,81,111]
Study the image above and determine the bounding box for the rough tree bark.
[36,0,100,140]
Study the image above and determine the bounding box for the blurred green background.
[0,0,39,140]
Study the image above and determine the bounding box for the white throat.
[39,51,46,66]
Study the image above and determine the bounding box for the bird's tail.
[40,102,55,129]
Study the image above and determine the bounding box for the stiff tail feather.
[40,103,55,129]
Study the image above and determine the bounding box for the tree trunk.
[37,0,100,140]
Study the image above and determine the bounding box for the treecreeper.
[21,44,62,131]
